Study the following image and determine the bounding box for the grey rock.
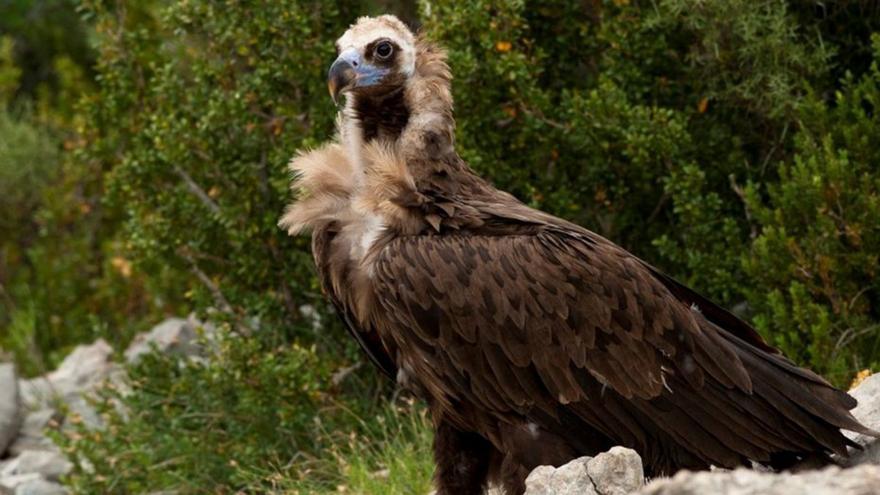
[638,464,880,495]
[19,340,116,409]
[47,340,114,396]
[3,451,72,482]
[525,457,598,495]
[0,458,14,477]
[17,410,59,439]
[427,488,502,495]
[587,447,645,495]
[15,381,51,413]
[0,460,9,478]
[0,474,41,492]
[9,409,62,454]
[850,441,880,468]
[12,478,68,495]
[0,364,22,455]
[124,318,192,363]
[843,373,880,466]
[6,438,57,459]
[525,448,644,495]
[63,396,101,431]
[124,316,216,364]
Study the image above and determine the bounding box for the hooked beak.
[328,57,357,105]
[327,48,390,105]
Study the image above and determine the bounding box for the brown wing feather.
[313,226,397,380]
[369,222,872,473]
[374,228,739,405]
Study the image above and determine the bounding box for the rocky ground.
[524,372,880,495]
[0,317,212,495]
[1,320,878,495]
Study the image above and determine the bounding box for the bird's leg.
[433,420,493,495]
[494,453,529,495]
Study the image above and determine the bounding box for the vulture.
[280,15,877,495]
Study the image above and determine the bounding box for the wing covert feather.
[371,228,748,415]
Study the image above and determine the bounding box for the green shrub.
[59,328,328,493]
[0,107,60,374]
[273,401,434,495]
[418,0,820,302]
[0,108,58,246]
[0,37,21,103]
[79,0,371,344]
[0,0,95,104]
[742,37,880,381]
[59,328,429,494]
[0,2,166,374]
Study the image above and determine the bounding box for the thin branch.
[835,324,879,355]
[729,173,759,239]
[188,262,232,315]
[646,191,670,226]
[179,251,253,337]
[846,286,872,313]
[759,121,789,178]
[518,103,571,131]
[173,165,221,215]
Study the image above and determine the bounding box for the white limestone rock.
[525,447,644,495]
[6,409,60,457]
[525,457,598,495]
[587,447,645,495]
[0,474,42,493]
[11,478,68,495]
[0,363,22,455]
[638,464,880,495]
[2,451,72,482]
[18,340,116,409]
[124,317,205,364]
[843,372,880,466]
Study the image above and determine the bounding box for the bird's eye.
[375,41,393,60]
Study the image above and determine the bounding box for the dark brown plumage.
[281,15,877,495]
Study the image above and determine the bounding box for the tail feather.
[719,328,878,456]
[639,317,879,470]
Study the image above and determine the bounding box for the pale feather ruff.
[278,142,353,236]
[278,139,421,253]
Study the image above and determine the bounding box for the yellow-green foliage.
[0,37,21,103]
[0,0,166,375]
[59,328,434,494]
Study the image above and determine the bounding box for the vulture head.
[328,15,417,104]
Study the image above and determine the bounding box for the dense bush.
[61,329,327,493]
[742,38,880,380]
[2,0,879,492]
[0,1,175,375]
[0,107,59,373]
[59,327,432,494]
